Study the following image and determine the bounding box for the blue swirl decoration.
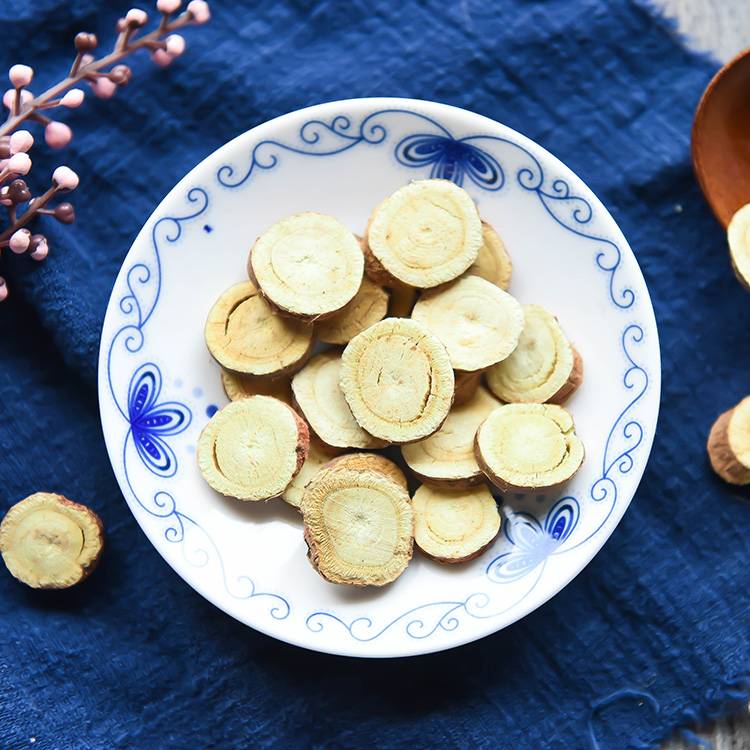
[106,187,289,620]
[565,324,648,552]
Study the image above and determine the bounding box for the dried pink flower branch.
[0,0,211,300]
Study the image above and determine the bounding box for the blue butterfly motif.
[126,364,191,477]
[395,134,504,190]
[486,498,580,583]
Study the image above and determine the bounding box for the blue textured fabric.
[0,1,745,748]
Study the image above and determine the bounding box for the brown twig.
[0,10,194,137]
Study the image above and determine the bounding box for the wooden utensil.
[692,45,750,229]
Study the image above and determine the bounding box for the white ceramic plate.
[98,98,660,658]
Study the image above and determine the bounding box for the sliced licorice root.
[453,370,484,407]
[282,441,331,510]
[320,453,409,491]
[316,276,390,345]
[363,179,482,289]
[301,465,413,586]
[220,369,293,405]
[462,220,513,290]
[284,450,409,511]
[0,493,104,589]
[197,396,309,501]
[205,281,314,378]
[292,350,387,451]
[412,484,501,563]
[486,304,583,405]
[248,212,364,321]
[411,276,525,372]
[475,403,585,493]
[728,202,750,292]
[402,385,501,488]
[340,317,455,444]
[707,396,750,484]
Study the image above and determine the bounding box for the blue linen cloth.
[0,0,745,748]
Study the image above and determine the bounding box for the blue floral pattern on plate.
[126,363,190,478]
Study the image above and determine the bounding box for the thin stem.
[69,51,84,77]
[0,10,193,138]
[0,185,58,243]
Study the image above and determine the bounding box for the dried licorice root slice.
[728,202,750,292]
[301,466,413,586]
[453,370,484,407]
[197,396,309,501]
[475,403,585,493]
[486,304,582,405]
[340,318,455,444]
[388,285,417,318]
[411,276,525,372]
[248,212,364,321]
[292,350,387,451]
[221,369,293,405]
[316,276,390,345]
[412,484,500,563]
[0,493,104,589]
[363,179,482,289]
[282,441,331,510]
[462,220,513,290]
[707,396,750,484]
[321,453,409,491]
[402,386,501,488]
[205,281,314,378]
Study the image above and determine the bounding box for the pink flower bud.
[150,49,173,67]
[9,229,31,253]
[0,187,10,206]
[45,121,72,149]
[30,238,49,261]
[53,166,79,191]
[165,34,185,57]
[9,64,33,88]
[126,8,149,26]
[90,77,117,99]
[60,89,85,108]
[7,152,31,175]
[9,130,33,154]
[157,0,182,12]
[187,0,210,24]
[3,88,33,110]
[0,278,7,302]
[0,159,7,171]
